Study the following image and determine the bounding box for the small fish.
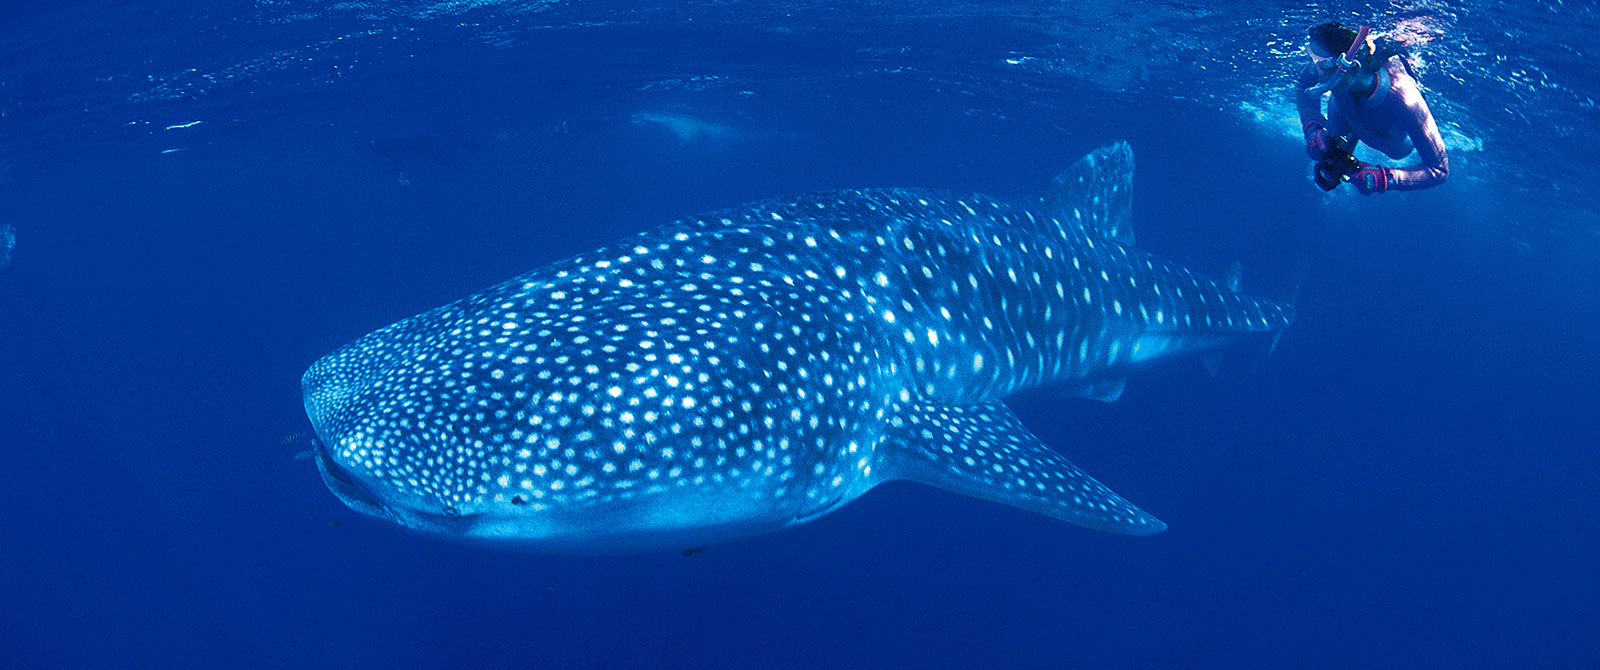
[0,223,14,269]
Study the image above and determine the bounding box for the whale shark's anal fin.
[875,402,1166,535]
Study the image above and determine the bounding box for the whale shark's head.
[302,318,624,547]
[300,321,514,539]
[300,264,854,552]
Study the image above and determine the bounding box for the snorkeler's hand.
[1351,162,1391,195]
[1303,121,1330,160]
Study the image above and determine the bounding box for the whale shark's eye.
[510,496,527,506]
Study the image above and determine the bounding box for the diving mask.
[1304,25,1372,96]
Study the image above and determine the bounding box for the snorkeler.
[1296,22,1448,194]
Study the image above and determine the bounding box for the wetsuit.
[1296,56,1449,191]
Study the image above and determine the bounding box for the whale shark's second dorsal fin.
[1039,141,1136,245]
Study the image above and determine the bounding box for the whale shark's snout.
[301,331,487,528]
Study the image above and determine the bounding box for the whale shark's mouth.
[312,440,396,524]
[312,438,498,537]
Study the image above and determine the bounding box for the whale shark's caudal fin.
[1038,141,1136,245]
[874,402,1166,535]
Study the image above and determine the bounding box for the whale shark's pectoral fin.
[875,402,1166,535]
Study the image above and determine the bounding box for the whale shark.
[303,142,1292,553]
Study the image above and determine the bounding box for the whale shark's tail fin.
[873,401,1166,535]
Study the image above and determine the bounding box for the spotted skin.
[304,142,1292,553]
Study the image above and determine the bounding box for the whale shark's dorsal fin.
[874,401,1165,535]
[1039,141,1136,245]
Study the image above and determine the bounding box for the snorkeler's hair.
[1308,22,1406,68]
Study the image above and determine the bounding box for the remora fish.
[303,142,1292,553]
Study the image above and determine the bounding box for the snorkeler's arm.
[1295,64,1335,159]
[1387,85,1449,190]
[1294,64,1326,126]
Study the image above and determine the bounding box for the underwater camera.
[1314,136,1360,191]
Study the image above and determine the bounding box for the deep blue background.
[2,1,1597,668]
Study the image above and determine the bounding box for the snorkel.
[1305,25,1372,96]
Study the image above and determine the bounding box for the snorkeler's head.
[1309,23,1366,62]
[1304,22,1381,95]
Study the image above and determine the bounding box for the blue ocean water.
[1,1,1597,667]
